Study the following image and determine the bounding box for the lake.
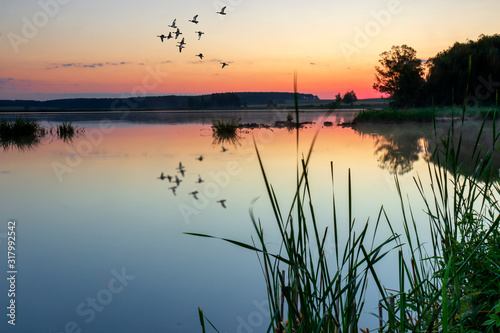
[0,110,494,332]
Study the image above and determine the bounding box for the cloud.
[310,62,316,65]
[46,62,130,70]
[0,78,14,88]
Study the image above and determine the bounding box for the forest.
[374,34,500,108]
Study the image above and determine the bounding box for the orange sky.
[1,0,499,100]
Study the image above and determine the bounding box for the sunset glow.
[1,0,499,100]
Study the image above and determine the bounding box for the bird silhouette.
[157,172,167,180]
[174,175,182,186]
[166,175,173,182]
[178,168,186,177]
[196,53,204,60]
[174,28,182,39]
[217,6,227,15]
[177,37,186,46]
[221,146,228,152]
[176,162,185,170]
[221,62,229,69]
[167,32,173,39]
[157,34,167,42]
[217,199,227,208]
[189,191,199,200]
[168,19,177,29]
[177,44,185,53]
[189,15,199,24]
[196,175,204,183]
[169,186,177,195]
[197,155,203,161]
[195,31,204,40]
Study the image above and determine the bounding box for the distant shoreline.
[0,93,387,112]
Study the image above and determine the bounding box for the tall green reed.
[189,74,399,332]
[372,57,500,332]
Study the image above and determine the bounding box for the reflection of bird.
[195,31,204,40]
[157,34,167,42]
[221,146,228,152]
[196,53,204,60]
[217,199,227,208]
[189,15,199,24]
[174,176,182,186]
[189,191,199,200]
[221,62,228,69]
[168,19,177,29]
[196,175,204,183]
[217,6,227,15]
[197,155,203,161]
[174,28,182,39]
[169,186,177,195]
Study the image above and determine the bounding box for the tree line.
[373,34,500,108]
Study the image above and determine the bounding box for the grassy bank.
[352,105,500,123]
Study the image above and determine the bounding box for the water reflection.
[351,123,431,174]
[5,111,499,332]
[0,132,42,151]
[351,120,500,178]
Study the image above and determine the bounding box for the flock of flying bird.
[157,146,229,209]
[157,6,229,69]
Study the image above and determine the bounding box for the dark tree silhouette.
[373,45,425,108]
[342,90,358,105]
[425,34,500,106]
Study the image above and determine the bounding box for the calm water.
[0,110,493,332]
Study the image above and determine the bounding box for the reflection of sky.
[0,116,435,331]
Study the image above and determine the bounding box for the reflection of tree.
[352,120,500,178]
[375,135,421,174]
[353,122,433,175]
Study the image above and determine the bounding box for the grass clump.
[0,117,84,150]
[56,121,83,142]
[0,117,44,150]
[0,117,43,138]
[211,118,240,136]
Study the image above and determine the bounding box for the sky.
[0,0,499,100]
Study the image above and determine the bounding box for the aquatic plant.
[0,117,84,150]
[56,121,83,142]
[0,117,44,151]
[211,118,241,147]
